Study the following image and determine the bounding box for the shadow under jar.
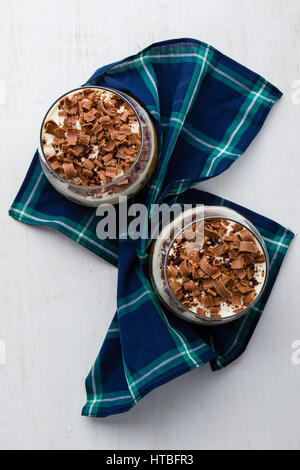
[39,86,158,206]
[150,206,269,325]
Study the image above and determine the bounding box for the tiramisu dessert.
[151,207,268,324]
[39,87,157,205]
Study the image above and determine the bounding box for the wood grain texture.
[0,0,299,450]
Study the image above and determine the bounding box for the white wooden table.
[1,0,299,450]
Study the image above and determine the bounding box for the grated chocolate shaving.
[42,89,141,187]
[167,218,266,319]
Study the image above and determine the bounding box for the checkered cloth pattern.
[9,39,294,417]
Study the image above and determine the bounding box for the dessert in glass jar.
[39,86,157,206]
[150,206,268,325]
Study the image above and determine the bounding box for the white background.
[1,0,299,450]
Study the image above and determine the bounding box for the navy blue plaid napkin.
[9,39,294,417]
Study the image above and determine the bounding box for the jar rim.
[152,206,269,325]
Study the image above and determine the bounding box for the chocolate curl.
[63,162,77,179]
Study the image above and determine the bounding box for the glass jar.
[38,86,158,206]
[150,205,269,325]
